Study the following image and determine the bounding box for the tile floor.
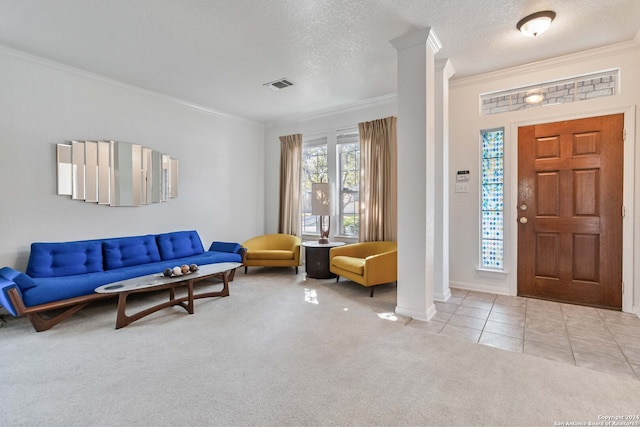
[411,288,640,381]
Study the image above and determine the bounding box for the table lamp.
[311,183,335,244]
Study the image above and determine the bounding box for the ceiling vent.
[263,78,295,91]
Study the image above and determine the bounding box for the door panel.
[517,114,623,309]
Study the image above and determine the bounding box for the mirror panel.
[97,141,111,205]
[57,144,72,196]
[71,141,85,200]
[84,141,98,203]
[170,158,178,199]
[56,140,176,207]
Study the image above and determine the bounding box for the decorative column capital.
[390,28,442,54]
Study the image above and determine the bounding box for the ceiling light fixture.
[517,11,556,37]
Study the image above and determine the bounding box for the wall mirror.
[56,141,178,207]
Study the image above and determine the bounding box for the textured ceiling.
[0,0,638,123]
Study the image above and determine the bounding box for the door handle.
[519,217,528,224]
[519,204,528,211]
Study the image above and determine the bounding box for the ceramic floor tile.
[488,311,526,327]
[440,324,481,343]
[435,302,459,314]
[569,336,627,362]
[606,323,640,338]
[466,291,496,301]
[619,345,640,364]
[491,304,526,316]
[611,331,640,349]
[525,317,568,337]
[563,314,606,330]
[560,303,600,319]
[446,296,464,305]
[523,340,575,365]
[454,305,490,320]
[573,352,637,380]
[526,299,562,312]
[449,288,468,297]
[460,299,494,311]
[431,310,454,323]
[408,319,445,334]
[526,308,565,323]
[483,320,525,339]
[524,329,572,350]
[479,331,523,353]
[494,295,526,305]
[631,363,640,379]
[566,325,618,345]
[448,314,487,331]
[599,310,640,327]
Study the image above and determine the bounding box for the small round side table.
[302,241,346,279]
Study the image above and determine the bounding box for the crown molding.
[450,37,640,89]
[0,43,261,126]
[265,93,397,129]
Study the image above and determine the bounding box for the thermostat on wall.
[456,170,470,181]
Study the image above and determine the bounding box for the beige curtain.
[278,134,302,235]
[358,117,397,242]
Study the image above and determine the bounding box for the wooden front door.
[517,114,624,309]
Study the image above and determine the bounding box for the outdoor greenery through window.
[301,130,360,238]
[301,137,328,235]
[337,132,360,236]
[480,128,504,270]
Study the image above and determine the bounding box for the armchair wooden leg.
[295,266,298,274]
[336,276,340,282]
[244,266,248,274]
[370,287,374,298]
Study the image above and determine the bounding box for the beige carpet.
[1,268,639,426]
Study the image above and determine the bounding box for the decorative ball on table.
[190,264,198,272]
[162,268,173,277]
[172,266,183,276]
[181,264,190,274]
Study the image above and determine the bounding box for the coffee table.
[95,262,241,329]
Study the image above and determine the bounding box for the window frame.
[479,127,505,271]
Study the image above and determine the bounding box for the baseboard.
[434,287,452,303]
[396,303,437,322]
[449,280,511,296]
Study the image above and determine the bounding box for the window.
[301,130,360,238]
[301,137,328,234]
[337,132,360,236]
[481,69,618,115]
[480,128,504,270]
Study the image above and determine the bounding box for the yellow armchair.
[329,241,397,297]
[242,234,301,274]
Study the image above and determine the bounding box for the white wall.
[0,47,265,271]
[263,97,397,236]
[448,40,640,314]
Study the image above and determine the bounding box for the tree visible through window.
[338,132,359,236]
[301,138,327,234]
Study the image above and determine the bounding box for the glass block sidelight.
[480,128,504,270]
[481,239,504,270]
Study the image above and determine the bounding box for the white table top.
[301,241,346,248]
[94,262,242,293]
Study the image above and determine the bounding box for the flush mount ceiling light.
[517,10,556,37]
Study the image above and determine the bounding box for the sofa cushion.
[209,241,242,254]
[26,241,104,278]
[246,250,293,260]
[332,256,365,275]
[0,266,38,291]
[156,231,205,260]
[103,235,161,270]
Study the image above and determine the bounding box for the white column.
[390,28,442,321]
[434,59,455,302]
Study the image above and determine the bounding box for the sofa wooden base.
[7,267,238,332]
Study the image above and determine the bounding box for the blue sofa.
[0,230,244,331]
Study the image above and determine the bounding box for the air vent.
[263,78,295,91]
